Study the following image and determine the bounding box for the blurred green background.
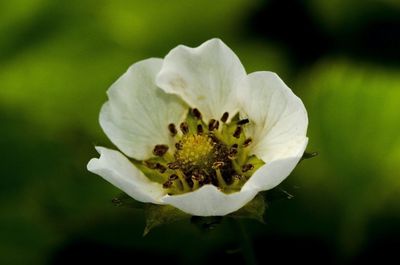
[1,0,399,264]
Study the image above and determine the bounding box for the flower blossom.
[87,38,308,216]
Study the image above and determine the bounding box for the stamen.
[155,163,167,173]
[144,160,157,169]
[228,146,238,160]
[180,122,189,134]
[220,112,229,123]
[212,161,224,169]
[163,180,173,188]
[191,176,200,190]
[169,174,183,191]
[192,172,205,182]
[215,120,220,130]
[197,124,204,134]
[153,144,169,156]
[243,138,253,147]
[242,163,254,172]
[208,119,219,131]
[212,163,227,188]
[169,174,179,181]
[167,161,180,170]
[175,142,183,150]
[231,174,244,187]
[233,174,243,181]
[237,118,249,125]
[192,108,202,120]
[233,126,242,138]
[168,123,177,136]
[209,134,219,143]
[191,173,204,190]
[176,170,190,191]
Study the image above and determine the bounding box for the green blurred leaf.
[297,58,400,253]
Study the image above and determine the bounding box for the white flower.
[87,38,308,216]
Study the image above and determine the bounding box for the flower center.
[175,134,214,170]
[141,108,264,195]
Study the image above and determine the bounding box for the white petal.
[242,137,308,191]
[239,71,308,162]
[156,38,246,122]
[87,147,165,204]
[162,185,257,216]
[100,58,187,160]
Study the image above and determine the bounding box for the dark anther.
[168,123,177,136]
[144,160,157,169]
[242,164,254,172]
[243,138,253,147]
[220,112,229,123]
[232,143,238,149]
[169,174,179,181]
[212,161,224,169]
[208,119,219,131]
[175,142,183,150]
[153,144,169,156]
[208,119,216,130]
[237,118,249,125]
[155,163,167,173]
[233,174,242,180]
[197,124,204,134]
[192,108,202,120]
[233,126,242,138]
[209,134,219,143]
[180,122,189,134]
[228,146,238,159]
[215,120,220,130]
[192,174,205,182]
[163,180,173,188]
[167,162,180,170]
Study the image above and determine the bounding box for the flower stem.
[235,220,257,265]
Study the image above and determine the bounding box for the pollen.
[175,134,214,169]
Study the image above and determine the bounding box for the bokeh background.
[1,0,399,264]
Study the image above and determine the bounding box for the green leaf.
[144,204,190,236]
[229,194,266,223]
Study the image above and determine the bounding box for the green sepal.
[190,216,223,230]
[264,187,294,202]
[111,193,145,209]
[143,204,190,236]
[114,186,294,235]
[228,193,266,223]
[300,151,318,162]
